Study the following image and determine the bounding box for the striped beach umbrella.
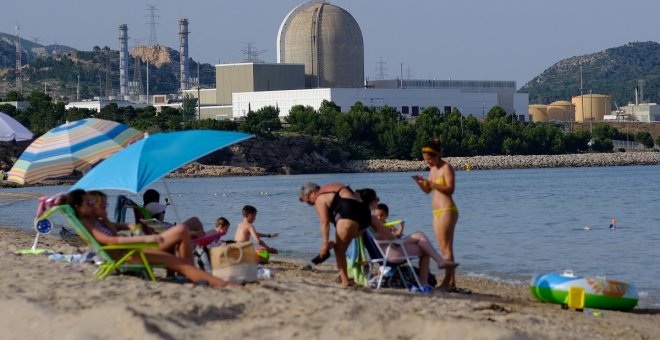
[7,118,144,185]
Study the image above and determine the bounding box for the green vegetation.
[520,42,660,107]
[7,92,644,159]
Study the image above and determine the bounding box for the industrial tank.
[572,94,611,122]
[277,1,364,88]
[547,101,575,121]
[528,104,548,122]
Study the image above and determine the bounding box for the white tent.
[0,112,33,141]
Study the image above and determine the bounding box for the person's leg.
[334,220,361,287]
[183,217,205,238]
[433,210,459,289]
[159,225,193,264]
[404,231,457,269]
[142,249,237,287]
[418,255,430,286]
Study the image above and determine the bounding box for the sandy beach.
[0,228,658,340]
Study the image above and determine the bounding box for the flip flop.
[448,287,472,295]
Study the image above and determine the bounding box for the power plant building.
[185,1,529,120]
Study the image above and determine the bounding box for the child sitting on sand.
[233,205,279,263]
[374,203,405,238]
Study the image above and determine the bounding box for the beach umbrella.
[7,118,144,185]
[0,111,33,142]
[70,130,253,194]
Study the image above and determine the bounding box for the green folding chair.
[39,205,160,281]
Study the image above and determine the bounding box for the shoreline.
[170,151,660,178]
[2,152,659,188]
[1,227,658,339]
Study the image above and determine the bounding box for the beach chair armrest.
[101,243,159,250]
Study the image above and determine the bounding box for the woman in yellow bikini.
[412,139,460,292]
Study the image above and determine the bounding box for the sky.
[3,0,660,89]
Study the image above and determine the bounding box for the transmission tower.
[374,57,388,80]
[405,66,414,80]
[131,39,144,96]
[241,43,267,63]
[146,5,159,46]
[15,24,22,94]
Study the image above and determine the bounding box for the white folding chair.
[364,228,422,289]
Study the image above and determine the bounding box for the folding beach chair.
[363,228,422,290]
[39,205,160,281]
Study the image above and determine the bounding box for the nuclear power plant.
[277,1,364,88]
[182,1,529,120]
[67,1,530,120]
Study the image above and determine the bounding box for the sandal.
[447,287,472,295]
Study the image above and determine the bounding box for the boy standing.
[233,205,279,256]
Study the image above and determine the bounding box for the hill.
[0,33,216,100]
[519,41,660,107]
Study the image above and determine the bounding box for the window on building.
[444,106,452,115]
[412,106,419,116]
[402,106,409,114]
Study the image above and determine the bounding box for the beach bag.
[193,246,212,272]
[210,241,259,284]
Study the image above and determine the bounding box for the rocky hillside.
[519,41,660,107]
[0,33,216,100]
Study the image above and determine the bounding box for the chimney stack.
[118,24,129,96]
[178,18,190,91]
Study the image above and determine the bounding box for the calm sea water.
[2,165,659,307]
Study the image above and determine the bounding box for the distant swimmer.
[609,218,617,230]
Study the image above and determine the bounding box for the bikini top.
[435,177,445,186]
[94,220,115,236]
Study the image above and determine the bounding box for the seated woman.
[356,188,458,292]
[88,190,195,264]
[299,182,396,287]
[69,190,235,287]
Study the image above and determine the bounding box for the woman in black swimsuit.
[300,182,395,287]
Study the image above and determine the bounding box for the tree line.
[2,90,658,160]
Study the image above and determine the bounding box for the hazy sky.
[3,0,660,89]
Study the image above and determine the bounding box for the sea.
[2,165,659,308]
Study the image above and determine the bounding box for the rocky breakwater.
[342,152,660,173]
[169,135,351,177]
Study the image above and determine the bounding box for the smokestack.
[178,18,189,91]
[118,24,129,96]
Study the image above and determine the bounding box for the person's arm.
[256,232,279,238]
[412,174,433,194]
[87,222,162,245]
[315,199,333,256]
[372,216,396,241]
[249,225,277,253]
[395,221,405,237]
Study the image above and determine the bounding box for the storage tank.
[571,94,611,122]
[277,1,364,88]
[547,100,575,121]
[528,104,548,122]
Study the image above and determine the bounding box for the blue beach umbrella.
[71,130,253,194]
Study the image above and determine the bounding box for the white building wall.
[514,93,530,120]
[232,88,506,118]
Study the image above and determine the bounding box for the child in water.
[233,205,279,263]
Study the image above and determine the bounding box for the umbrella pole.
[161,179,182,224]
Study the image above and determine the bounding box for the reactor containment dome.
[277,1,364,89]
